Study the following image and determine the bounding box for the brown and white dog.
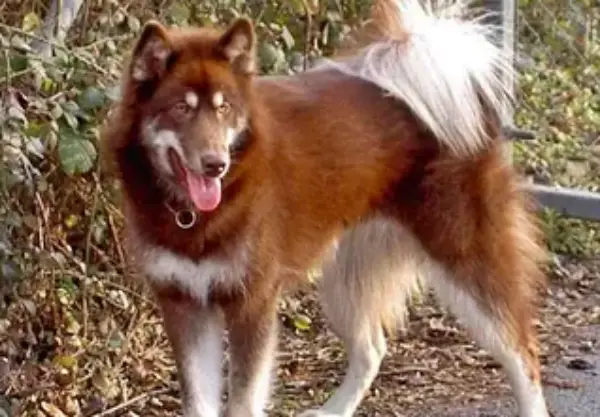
[101,0,550,416]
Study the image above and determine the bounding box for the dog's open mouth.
[168,148,222,212]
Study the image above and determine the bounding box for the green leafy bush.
[0,0,598,414]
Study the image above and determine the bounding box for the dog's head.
[124,18,256,212]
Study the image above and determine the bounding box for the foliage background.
[0,0,599,416]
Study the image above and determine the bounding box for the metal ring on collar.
[174,209,197,230]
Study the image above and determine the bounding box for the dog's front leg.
[156,290,225,417]
[223,296,279,417]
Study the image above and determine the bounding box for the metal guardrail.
[527,184,600,222]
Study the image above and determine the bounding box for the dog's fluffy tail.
[322,0,513,156]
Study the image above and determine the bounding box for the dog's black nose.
[201,154,228,178]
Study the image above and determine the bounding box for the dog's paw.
[297,410,340,417]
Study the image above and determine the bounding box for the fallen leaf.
[40,402,67,417]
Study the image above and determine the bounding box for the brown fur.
[101,1,549,415]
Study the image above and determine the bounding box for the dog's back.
[102,1,551,417]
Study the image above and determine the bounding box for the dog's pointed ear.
[130,21,174,82]
[218,17,256,74]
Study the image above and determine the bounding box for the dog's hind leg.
[425,226,550,416]
[428,268,549,417]
[299,218,422,417]
[406,154,551,417]
[299,193,550,417]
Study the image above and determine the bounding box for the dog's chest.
[138,243,248,302]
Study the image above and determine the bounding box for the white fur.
[299,328,386,417]
[182,310,225,417]
[212,91,224,108]
[430,271,510,354]
[429,270,549,417]
[302,219,420,417]
[249,333,276,416]
[302,219,548,417]
[132,39,170,81]
[186,91,199,109]
[138,242,248,304]
[503,353,549,417]
[317,0,514,156]
[226,128,238,146]
[142,121,186,176]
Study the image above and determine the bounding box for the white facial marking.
[212,91,224,108]
[142,120,185,176]
[226,128,238,146]
[186,91,199,109]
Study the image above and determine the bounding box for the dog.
[101,1,551,416]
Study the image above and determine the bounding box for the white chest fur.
[137,242,249,303]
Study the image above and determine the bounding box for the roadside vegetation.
[1,0,598,415]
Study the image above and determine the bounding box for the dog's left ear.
[218,17,256,74]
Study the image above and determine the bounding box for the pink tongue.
[185,171,222,212]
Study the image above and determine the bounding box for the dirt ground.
[0,0,598,415]
[1,0,599,415]
[2,254,599,417]
[270,256,600,417]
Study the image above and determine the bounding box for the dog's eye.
[173,101,191,115]
[216,101,231,115]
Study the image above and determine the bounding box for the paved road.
[423,325,600,417]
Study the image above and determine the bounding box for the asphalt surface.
[423,325,600,417]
